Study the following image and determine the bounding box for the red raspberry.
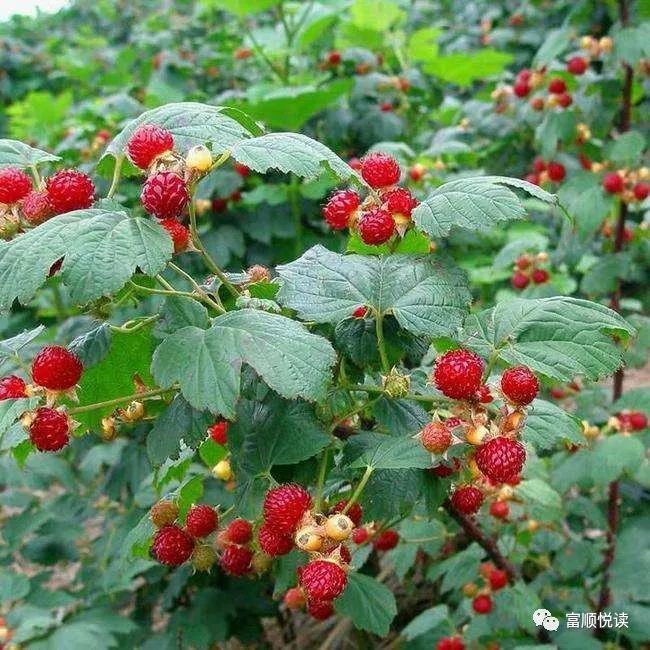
[360,152,401,188]
[234,47,252,60]
[21,190,53,225]
[46,170,95,213]
[322,189,360,230]
[420,422,452,454]
[557,92,573,108]
[547,77,566,94]
[409,164,426,181]
[348,157,362,170]
[298,559,348,601]
[208,420,229,445]
[524,173,540,185]
[220,544,253,576]
[263,483,312,534]
[513,81,530,98]
[329,500,363,527]
[31,346,83,391]
[372,530,399,551]
[224,518,252,544]
[0,167,32,204]
[152,524,195,565]
[567,56,587,75]
[433,349,484,400]
[185,504,218,538]
[490,500,510,519]
[332,544,352,564]
[159,218,190,253]
[602,172,624,194]
[126,124,174,169]
[380,101,393,112]
[476,385,493,403]
[212,197,228,212]
[501,366,539,405]
[472,594,493,614]
[633,182,649,201]
[532,157,546,173]
[382,187,418,216]
[358,208,395,245]
[531,268,549,284]
[352,305,368,319]
[284,587,306,609]
[351,527,369,544]
[618,411,648,431]
[234,162,250,178]
[258,523,294,556]
[28,407,70,452]
[550,387,566,399]
[0,375,27,400]
[488,568,508,590]
[327,50,342,65]
[516,69,532,83]
[230,190,242,202]
[141,171,189,219]
[511,270,529,289]
[475,436,526,483]
[546,162,565,182]
[437,636,465,650]
[530,97,544,111]
[308,600,334,621]
[450,486,484,514]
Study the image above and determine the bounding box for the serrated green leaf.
[401,605,449,641]
[606,131,646,168]
[590,434,644,485]
[613,386,650,414]
[533,27,571,66]
[581,253,633,296]
[154,296,210,339]
[277,245,470,337]
[427,543,484,592]
[68,324,112,367]
[516,479,563,520]
[535,111,577,159]
[0,325,45,360]
[523,399,583,451]
[342,432,431,470]
[202,0,280,17]
[0,139,60,168]
[422,50,513,87]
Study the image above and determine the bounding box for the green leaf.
[523,399,583,451]
[606,131,646,168]
[401,605,449,641]
[0,569,30,603]
[342,432,431,470]
[202,0,280,17]
[535,111,577,159]
[69,324,112,367]
[0,139,60,168]
[413,176,557,239]
[0,325,45,360]
[349,0,403,32]
[408,27,442,61]
[277,245,470,337]
[613,386,650,414]
[463,297,635,382]
[558,172,613,237]
[334,572,397,636]
[0,209,172,311]
[533,27,571,67]
[422,50,513,87]
[427,543,484,592]
[580,253,633,296]
[362,468,424,520]
[516,479,563,520]
[612,23,650,65]
[611,516,650,601]
[104,102,255,161]
[0,397,39,443]
[151,309,336,417]
[154,296,210,339]
[231,132,353,181]
[590,434,644,485]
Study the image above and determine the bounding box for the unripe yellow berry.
[466,424,488,445]
[213,459,233,481]
[186,145,213,173]
[294,526,324,552]
[191,544,217,571]
[324,514,354,541]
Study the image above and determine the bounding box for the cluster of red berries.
[616,410,648,432]
[150,500,221,571]
[510,252,550,289]
[462,561,509,618]
[322,151,418,246]
[436,635,465,650]
[0,346,83,452]
[601,169,649,203]
[524,156,565,186]
[0,165,95,237]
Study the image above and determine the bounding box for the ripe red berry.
[409,164,426,181]
[529,97,544,111]
[263,484,312,535]
[633,182,649,201]
[602,172,624,194]
[209,420,229,445]
[348,157,362,170]
[225,518,253,544]
[141,171,189,220]
[352,305,368,319]
[472,594,493,614]
[490,500,510,520]
[360,152,401,188]
[308,600,334,621]
[152,524,195,565]
[21,190,53,225]
[433,349,485,400]
[548,77,567,94]
[531,268,549,284]
[437,636,465,650]
[258,523,294,556]
[513,81,531,98]
[322,189,360,230]
[234,47,252,60]
[557,92,573,108]
[431,462,457,478]
[450,485,484,514]
[29,407,71,452]
[380,102,393,112]
[358,208,395,245]
[212,197,228,212]
[185,504,218,538]
[516,69,532,83]
[31,346,83,391]
[0,167,32,204]
[372,530,399,551]
[382,187,418,216]
[524,173,540,185]
[332,544,352,564]
[0,375,27,400]
[126,124,174,169]
[501,366,539,405]
[475,436,526,483]
[546,162,565,182]
[629,411,648,430]
[329,500,363,527]
[220,544,253,576]
[284,587,306,609]
[532,157,546,173]
[476,385,493,403]
[420,422,453,454]
[327,50,342,66]
[351,527,369,544]
[158,218,190,253]
[567,56,588,75]
[46,170,95,213]
[234,162,250,178]
[489,568,508,590]
[298,559,348,601]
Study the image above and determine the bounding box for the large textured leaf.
[342,432,431,469]
[151,309,336,417]
[523,399,583,451]
[422,50,513,87]
[0,139,60,168]
[0,209,172,311]
[231,132,353,181]
[202,0,281,17]
[413,176,557,238]
[104,103,255,160]
[277,245,470,337]
[463,297,635,381]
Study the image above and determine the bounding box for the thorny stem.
[342,465,374,514]
[168,261,224,313]
[343,383,444,406]
[68,386,175,415]
[314,447,330,512]
[109,315,159,334]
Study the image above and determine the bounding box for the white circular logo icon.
[533,608,559,631]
